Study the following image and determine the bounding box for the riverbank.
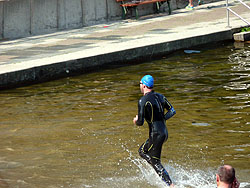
[0,0,249,90]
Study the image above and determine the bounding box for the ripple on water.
[191,122,210,127]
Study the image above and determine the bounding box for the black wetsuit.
[135,91,176,186]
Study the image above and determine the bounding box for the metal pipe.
[228,8,250,25]
[226,0,250,27]
[237,0,250,10]
[226,0,230,27]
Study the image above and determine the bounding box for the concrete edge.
[233,31,250,42]
[0,27,242,90]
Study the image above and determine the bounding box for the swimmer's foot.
[185,5,194,10]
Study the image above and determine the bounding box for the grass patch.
[241,27,250,32]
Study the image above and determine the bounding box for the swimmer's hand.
[170,183,175,188]
[133,115,138,125]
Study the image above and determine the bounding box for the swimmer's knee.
[138,151,152,164]
[138,146,145,155]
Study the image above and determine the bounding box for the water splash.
[131,157,168,187]
[169,164,216,188]
[134,159,217,188]
[129,153,250,188]
[121,144,217,188]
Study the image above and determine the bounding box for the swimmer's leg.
[151,159,172,186]
[138,139,152,164]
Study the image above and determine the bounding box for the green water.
[0,41,249,188]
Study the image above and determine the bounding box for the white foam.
[83,145,250,188]
[124,146,216,188]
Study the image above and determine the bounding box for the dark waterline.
[0,41,249,188]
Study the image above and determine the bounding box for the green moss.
[241,27,250,32]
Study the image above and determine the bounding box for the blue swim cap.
[141,75,154,88]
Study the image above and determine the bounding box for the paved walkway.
[0,0,249,89]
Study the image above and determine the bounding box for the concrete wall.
[58,0,83,29]
[82,0,109,25]
[31,0,58,35]
[0,0,219,40]
[0,2,3,38]
[3,0,31,38]
[0,0,122,39]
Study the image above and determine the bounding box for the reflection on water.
[0,41,249,188]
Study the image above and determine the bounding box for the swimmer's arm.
[164,107,176,120]
[134,99,144,126]
[163,97,176,120]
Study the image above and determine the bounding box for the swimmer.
[133,75,176,187]
[216,165,240,188]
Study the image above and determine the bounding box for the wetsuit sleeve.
[136,98,144,126]
[163,97,176,120]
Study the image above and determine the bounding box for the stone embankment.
[0,0,249,89]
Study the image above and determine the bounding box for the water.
[0,41,249,188]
